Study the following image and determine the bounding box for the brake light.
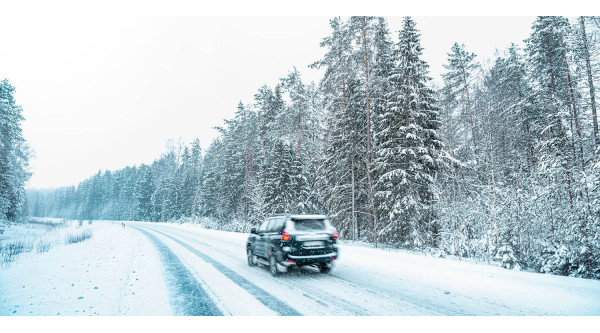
[332,230,339,239]
[282,229,290,241]
[331,256,337,260]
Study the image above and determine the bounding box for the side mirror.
[250,227,257,234]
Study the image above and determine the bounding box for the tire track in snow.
[139,225,302,316]
[132,227,222,316]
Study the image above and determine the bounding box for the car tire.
[247,246,256,267]
[269,254,279,277]
[319,263,331,274]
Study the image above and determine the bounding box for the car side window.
[267,218,280,233]
[263,217,284,233]
[267,219,278,233]
[263,220,272,233]
[272,217,285,233]
[258,220,269,233]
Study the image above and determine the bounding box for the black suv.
[246,214,339,276]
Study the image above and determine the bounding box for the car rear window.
[291,219,327,231]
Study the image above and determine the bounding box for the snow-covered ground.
[0,218,93,267]
[1,220,599,316]
[0,221,170,315]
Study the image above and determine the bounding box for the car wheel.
[269,254,279,277]
[319,263,331,274]
[247,247,256,267]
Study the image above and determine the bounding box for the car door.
[265,217,284,253]
[255,219,270,258]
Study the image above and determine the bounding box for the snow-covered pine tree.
[370,17,396,244]
[0,79,30,221]
[190,138,203,216]
[197,139,225,220]
[281,69,320,214]
[178,146,195,218]
[135,165,154,221]
[262,140,296,215]
[442,43,480,153]
[222,108,248,220]
[312,17,370,240]
[526,16,575,211]
[374,17,442,248]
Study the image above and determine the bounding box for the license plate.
[304,241,323,247]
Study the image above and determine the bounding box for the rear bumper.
[282,251,338,265]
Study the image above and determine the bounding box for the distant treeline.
[28,16,600,279]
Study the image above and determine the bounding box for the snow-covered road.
[2,221,599,315]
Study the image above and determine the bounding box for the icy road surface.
[1,221,599,315]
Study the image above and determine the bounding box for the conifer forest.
[24,16,600,278]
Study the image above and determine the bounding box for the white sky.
[0,14,538,189]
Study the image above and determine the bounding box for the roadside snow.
[333,243,600,315]
[0,222,171,315]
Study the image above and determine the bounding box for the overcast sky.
[0,16,536,189]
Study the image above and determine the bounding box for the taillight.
[332,230,339,239]
[282,229,290,241]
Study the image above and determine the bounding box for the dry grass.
[36,241,52,253]
[0,238,35,266]
[0,219,94,267]
[65,229,93,244]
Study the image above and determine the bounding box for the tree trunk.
[351,156,357,241]
[297,105,302,156]
[361,17,377,247]
[546,37,574,208]
[517,72,536,170]
[244,110,249,218]
[485,93,497,257]
[460,60,477,151]
[579,17,599,153]
[559,36,586,172]
[514,151,522,262]
[339,47,357,241]
[526,122,536,171]
[559,20,593,218]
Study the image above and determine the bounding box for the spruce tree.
[374,17,442,248]
[0,79,30,221]
[135,166,154,221]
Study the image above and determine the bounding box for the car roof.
[289,214,328,220]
